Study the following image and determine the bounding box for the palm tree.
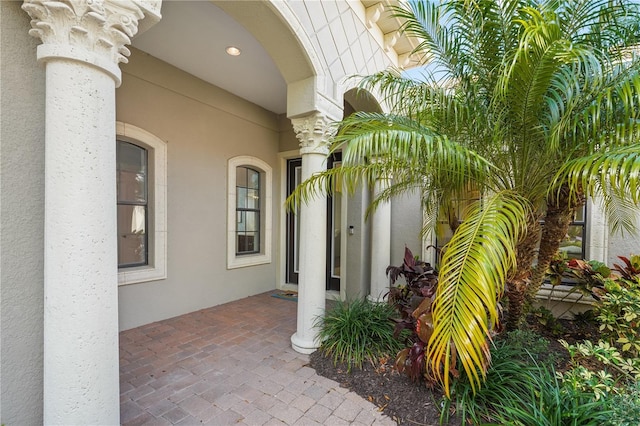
[289,0,640,394]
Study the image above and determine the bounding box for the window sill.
[535,283,594,305]
[227,252,271,269]
[118,264,166,286]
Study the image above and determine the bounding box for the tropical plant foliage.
[315,298,404,372]
[555,254,640,359]
[443,330,614,426]
[288,0,640,395]
[386,247,439,382]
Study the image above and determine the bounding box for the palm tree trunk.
[505,216,541,331]
[528,189,585,299]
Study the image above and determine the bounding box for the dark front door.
[286,156,342,291]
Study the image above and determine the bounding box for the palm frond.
[334,112,494,184]
[287,112,494,213]
[600,189,639,236]
[428,190,529,396]
[552,144,640,206]
[421,189,444,240]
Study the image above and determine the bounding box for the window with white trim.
[116,122,167,285]
[227,156,272,269]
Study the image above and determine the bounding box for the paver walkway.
[119,290,396,425]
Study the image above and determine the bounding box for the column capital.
[22,0,160,85]
[291,113,336,156]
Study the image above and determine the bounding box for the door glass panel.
[294,165,301,273]
[331,162,342,278]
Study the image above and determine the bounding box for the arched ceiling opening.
[131,1,318,115]
[344,88,383,118]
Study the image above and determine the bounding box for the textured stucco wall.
[345,188,371,300]
[607,212,640,264]
[390,190,423,267]
[585,198,640,265]
[117,50,281,330]
[0,1,45,424]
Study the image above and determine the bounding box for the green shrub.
[315,298,403,371]
[496,329,557,365]
[606,381,640,426]
[555,255,640,357]
[442,332,612,425]
[560,339,640,384]
[596,276,640,357]
[442,337,540,424]
[488,369,613,426]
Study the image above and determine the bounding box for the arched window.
[116,122,167,285]
[227,156,272,268]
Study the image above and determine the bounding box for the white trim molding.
[116,122,168,285]
[227,155,273,269]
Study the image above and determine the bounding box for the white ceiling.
[132,1,288,114]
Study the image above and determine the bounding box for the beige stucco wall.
[0,2,45,424]
[278,115,300,152]
[117,49,281,330]
[390,190,424,266]
[607,215,640,264]
[345,188,372,299]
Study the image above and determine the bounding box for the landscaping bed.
[309,315,609,425]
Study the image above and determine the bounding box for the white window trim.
[116,122,167,285]
[228,156,272,269]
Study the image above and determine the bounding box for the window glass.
[117,205,147,265]
[248,169,259,189]
[236,166,260,255]
[117,141,148,267]
[236,167,247,187]
[558,204,587,260]
[247,189,259,209]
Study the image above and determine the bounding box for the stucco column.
[369,173,392,301]
[587,196,608,263]
[21,1,160,424]
[290,113,335,354]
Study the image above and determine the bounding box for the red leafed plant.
[386,246,439,383]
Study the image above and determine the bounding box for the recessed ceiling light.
[226,46,241,56]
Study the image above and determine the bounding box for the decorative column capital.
[21,0,161,85]
[291,113,336,156]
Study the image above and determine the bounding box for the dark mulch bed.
[309,314,602,425]
[310,350,455,426]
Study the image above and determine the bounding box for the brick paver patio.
[119,290,395,425]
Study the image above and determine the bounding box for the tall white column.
[290,113,334,354]
[21,1,159,424]
[369,173,392,301]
